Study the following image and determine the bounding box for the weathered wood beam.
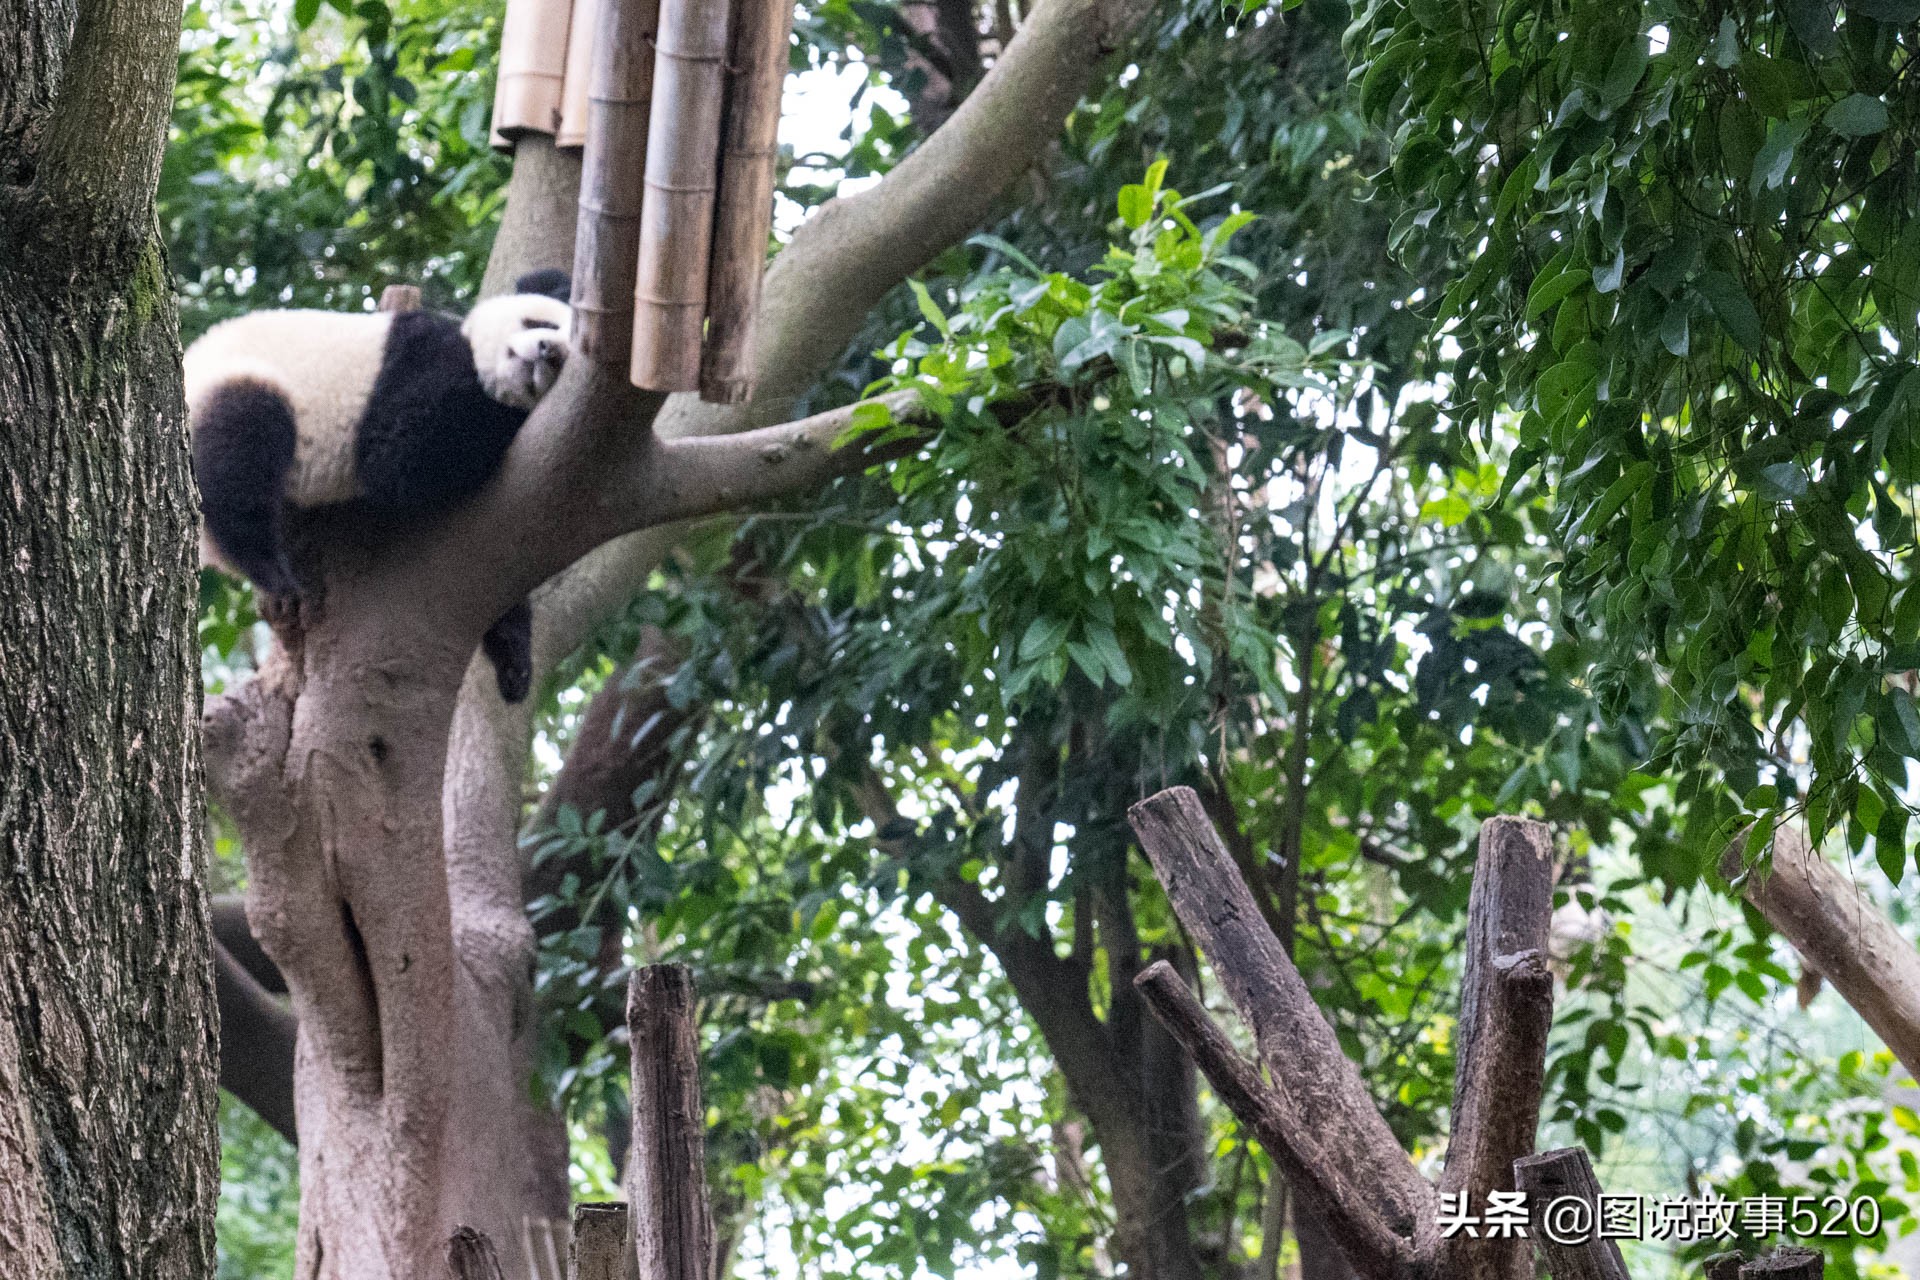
[626,965,712,1280]
[1723,826,1920,1080]
[1126,787,1437,1259]
[1437,816,1557,1280]
[1511,1148,1631,1280]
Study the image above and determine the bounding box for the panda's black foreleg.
[193,380,300,601]
[481,598,534,704]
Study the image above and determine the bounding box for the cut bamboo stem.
[571,0,662,363]
[626,965,713,1280]
[492,0,573,147]
[630,0,732,391]
[698,0,794,403]
[556,0,603,148]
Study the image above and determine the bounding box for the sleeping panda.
[186,269,573,703]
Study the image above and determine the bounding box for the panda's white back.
[184,310,396,506]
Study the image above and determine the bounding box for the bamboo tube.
[555,0,602,148]
[491,0,573,148]
[570,0,661,363]
[697,0,793,403]
[630,0,732,391]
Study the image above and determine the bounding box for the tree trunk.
[0,0,218,1274]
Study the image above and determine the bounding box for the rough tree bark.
[0,0,220,1276]
[1722,826,1920,1080]
[199,0,1160,1273]
[1127,787,1558,1280]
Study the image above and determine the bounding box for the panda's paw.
[487,329,570,409]
[493,655,532,704]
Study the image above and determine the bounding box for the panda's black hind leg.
[482,599,533,703]
[193,379,300,603]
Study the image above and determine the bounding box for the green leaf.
[1660,304,1690,357]
[1757,462,1809,500]
[908,279,951,338]
[1696,271,1766,353]
[1824,94,1890,138]
[294,0,321,24]
[1118,185,1153,229]
[1525,268,1590,322]
[1750,118,1808,192]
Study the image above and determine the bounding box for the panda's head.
[464,272,573,410]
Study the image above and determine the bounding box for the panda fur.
[186,269,573,703]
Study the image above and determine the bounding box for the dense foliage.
[1348,0,1920,887]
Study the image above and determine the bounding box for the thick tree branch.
[215,942,298,1144]
[1126,787,1438,1259]
[1722,825,1920,1080]
[1436,817,1556,1280]
[1133,962,1410,1280]
[215,893,286,993]
[638,389,928,527]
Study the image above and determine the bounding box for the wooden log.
[568,1202,631,1280]
[630,0,732,390]
[1511,1148,1632,1280]
[1133,960,1411,1280]
[378,283,422,313]
[571,0,662,363]
[697,0,795,403]
[1437,816,1557,1280]
[446,1226,508,1280]
[556,0,603,148]
[1722,826,1920,1080]
[1126,787,1437,1254]
[1703,1255,1744,1280]
[626,965,712,1280]
[492,0,573,146]
[1741,1248,1823,1278]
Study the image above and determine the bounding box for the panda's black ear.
[514,268,572,303]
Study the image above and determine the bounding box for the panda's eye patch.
[521,319,558,331]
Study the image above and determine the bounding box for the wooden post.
[1436,816,1556,1280]
[555,0,603,148]
[1511,1148,1632,1280]
[1740,1249,1823,1278]
[569,1202,631,1280]
[492,0,573,146]
[572,0,662,364]
[626,965,713,1280]
[446,1226,508,1280]
[1127,787,1438,1254]
[630,0,732,390]
[697,0,794,403]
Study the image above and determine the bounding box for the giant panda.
[186,269,573,703]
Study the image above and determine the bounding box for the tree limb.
[1126,787,1437,1258]
[1722,825,1920,1080]
[1132,961,1412,1280]
[215,941,298,1144]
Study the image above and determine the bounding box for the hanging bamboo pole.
[491,0,574,147]
[570,0,661,363]
[697,0,793,403]
[554,0,602,148]
[629,0,732,391]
